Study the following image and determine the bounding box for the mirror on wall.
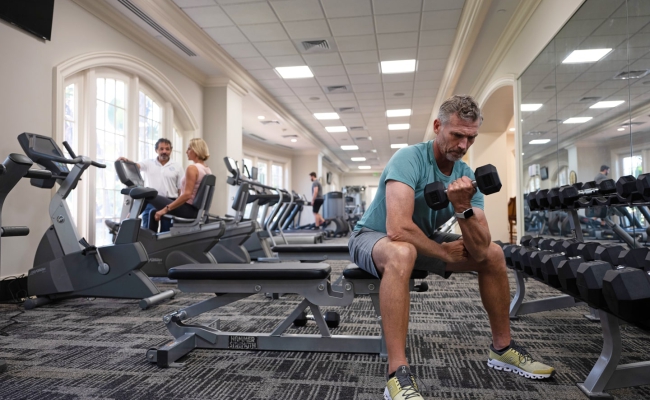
[519,0,650,242]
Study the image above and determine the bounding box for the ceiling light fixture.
[358,166,371,170]
[617,128,625,131]
[314,112,340,120]
[340,145,359,150]
[590,100,625,109]
[388,124,410,130]
[563,117,593,124]
[391,143,408,149]
[509,128,515,132]
[275,66,314,79]
[529,139,551,144]
[290,139,297,142]
[386,109,412,117]
[351,157,366,162]
[380,59,416,74]
[257,116,265,120]
[562,48,612,64]
[521,104,542,111]
[326,126,347,132]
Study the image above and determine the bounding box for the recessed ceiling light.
[309,96,321,101]
[562,48,612,64]
[529,139,551,144]
[394,92,405,96]
[380,59,416,74]
[341,145,359,150]
[358,166,371,170]
[386,109,412,117]
[388,123,410,130]
[617,128,625,131]
[257,116,265,120]
[509,128,515,132]
[391,143,408,149]
[275,66,314,79]
[590,101,625,109]
[314,112,340,120]
[521,104,542,111]
[326,126,347,132]
[290,138,297,142]
[563,117,593,124]
[351,157,366,162]
[371,149,377,153]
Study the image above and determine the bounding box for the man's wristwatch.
[455,208,474,219]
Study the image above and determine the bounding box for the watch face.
[464,208,474,218]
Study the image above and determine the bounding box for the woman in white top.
[146,138,212,232]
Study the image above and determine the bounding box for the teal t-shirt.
[355,140,484,237]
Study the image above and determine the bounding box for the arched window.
[55,53,197,246]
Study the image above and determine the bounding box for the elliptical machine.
[18,133,176,310]
[0,153,52,373]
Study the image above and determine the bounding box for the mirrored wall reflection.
[520,0,650,242]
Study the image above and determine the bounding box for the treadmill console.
[114,160,144,187]
[18,132,69,188]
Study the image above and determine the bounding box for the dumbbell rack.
[512,193,650,399]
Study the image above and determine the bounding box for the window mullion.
[85,68,97,243]
[129,75,139,162]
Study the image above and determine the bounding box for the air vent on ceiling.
[355,136,370,141]
[338,107,356,113]
[117,0,197,57]
[282,134,298,138]
[295,38,338,54]
[580,96,602,102]
[620,121,644,126]
[260,120,281,125]
[275,144,293,150]
[547,119,563,122]
[614,70,650,80]
[350,126,367,131]
[324,85,351,94]
[249,133,266,142]
[323,156,333,163]
[525,131,547,136]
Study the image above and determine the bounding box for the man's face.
[310,175,315,181]
[604,169,609,176]
[433,114,479,162]
[156,143,171,161]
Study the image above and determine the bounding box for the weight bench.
[147,262,428,368]
[271,244,351,261]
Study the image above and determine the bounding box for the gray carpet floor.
[0,259,649,399]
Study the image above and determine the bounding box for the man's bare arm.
[386,180,467,263]
[446,176,491,262]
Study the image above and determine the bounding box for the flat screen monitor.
[0,0,55,41]
[116,161,144,187]
[540,166,549,181]
[250,166,258,181]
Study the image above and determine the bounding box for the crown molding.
[132,0,349,172]
[71,0,208,85]
[206,76,248,98]
[423,0,493,142]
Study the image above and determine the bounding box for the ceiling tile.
[329,17,375,36]
[356,91,384,99]
[417,59,447,71]
[380,47,417,61]
[253,40,299,57]
[298,94,327,102]
[321,0,372,18]
[375,13,421,34]
[291,86,325,95]
[361,105,386,112]
[221,43,261,58]
[203,26,249,44]
[423,0,464,11]
[383,81,413,91]
[284,19,332,39]
[418,45,451,60]
[217,0,267,4]
[353,83,383,92]
[340,50,379,64]
[241,23,290,42]
[416,70,443,81]
[270,0,325,21]
[236,57,272,69]
[327,93,357,101]
[316,75,351,86]
[335,35,377,52]
[349,74,381,84]
[311,65,347,76]
[419,29,456,46]
[373,0,422,15]
[268,87,296,96]
[303,53,343,66]
[385,90,412,98]
[183,6,233,28]
[345,63,380,75]
[305,101,332,111]
[421,10,462,30]
[382,73,415,82]
[358,99,385,106]
[248,69,281,80]
[275,95,303,104]
[265,54,306,67]
[377,32,418,49]
[258,79,289,89]
[384,98,412,107]
[174,0,219,7]
[222,2,278,24]
[285,77,320,87]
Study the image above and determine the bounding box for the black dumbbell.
[602,248,650,324]
[558,242,600,297]
[557,179,617,206]
[424,164,502,210]
[536,189,550,210]
[294,310,341,328]
[616,175,639,199]
[574,243,629,308]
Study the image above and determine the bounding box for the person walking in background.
[594,165,609,184]
[310,172,325,227]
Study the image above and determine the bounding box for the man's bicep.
[385,180,415,234]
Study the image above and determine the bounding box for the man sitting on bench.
[348,95,555,400]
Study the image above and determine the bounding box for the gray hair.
[437,95,483,125]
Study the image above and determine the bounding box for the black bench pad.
[272,244,349,253]
[343,263,429,280]
[168,263,331,280]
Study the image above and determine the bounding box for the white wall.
[0,0,203,278]
[340,173,382,188]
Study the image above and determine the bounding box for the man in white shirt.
[117,138,183,232]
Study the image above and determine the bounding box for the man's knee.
[480,242,506,273]
[377,241,417,278]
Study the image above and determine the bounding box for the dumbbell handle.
[441,180,478,195]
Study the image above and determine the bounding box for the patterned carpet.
[1,259,649,400]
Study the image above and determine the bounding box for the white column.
[203,80,247,216]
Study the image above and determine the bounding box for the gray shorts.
[348,227,461,279]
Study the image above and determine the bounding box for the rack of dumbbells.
[504,175,650,398]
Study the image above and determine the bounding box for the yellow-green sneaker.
[384,365,424,400]
[487,341,555,379]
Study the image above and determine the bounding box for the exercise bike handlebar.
[24,169,53,180]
